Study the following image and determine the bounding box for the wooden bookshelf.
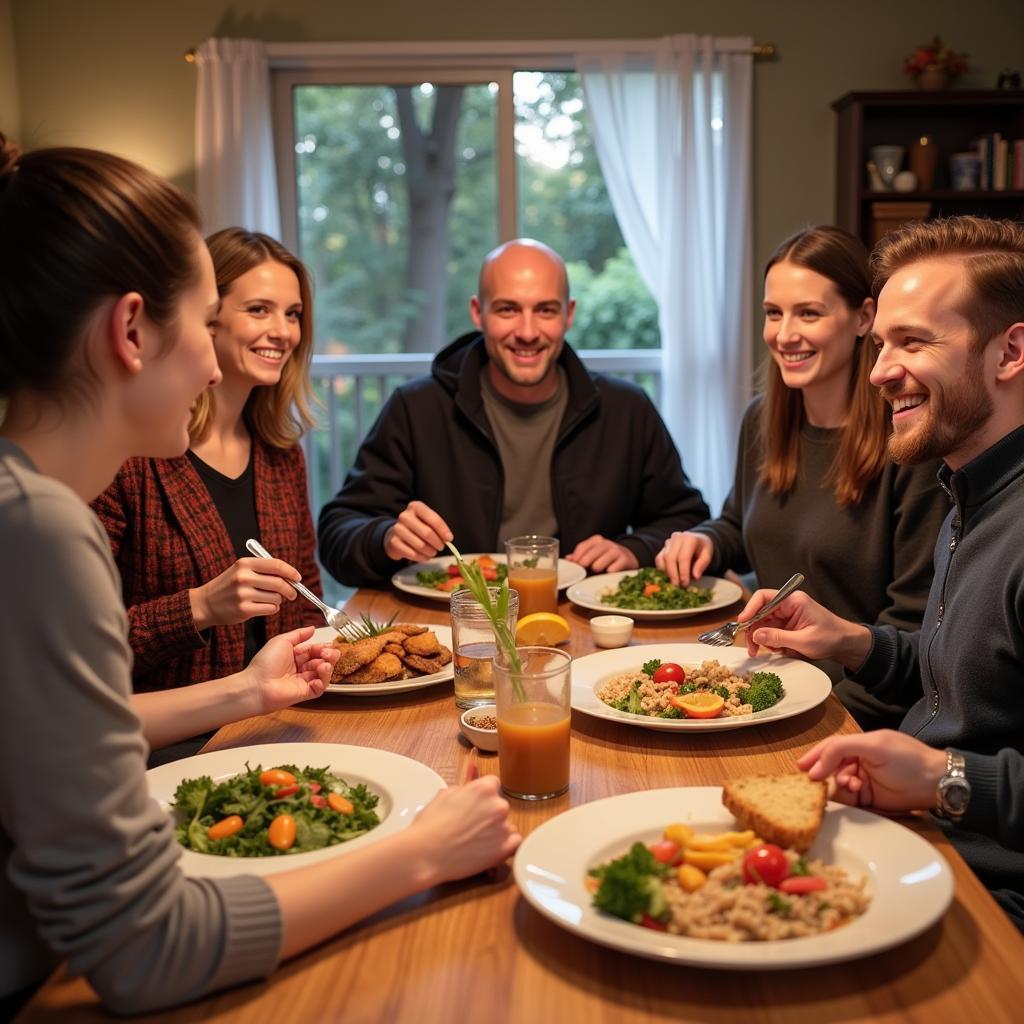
[832,90,1024,245]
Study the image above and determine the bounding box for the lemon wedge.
[515,612,571,646]
[669,691,726,719]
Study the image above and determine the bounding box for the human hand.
[655,531,714,586]
[738,589,871,669]
[189,557,301,630]
[408,771,521,885]
[243,626,339,715]
[566,535,639,573]
[384,501,454,562]
[797,731,947,812]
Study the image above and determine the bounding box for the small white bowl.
[590,614,634,648]
[460,704,499,752]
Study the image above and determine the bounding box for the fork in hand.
[245,538,362,641]
[697,573,805,647]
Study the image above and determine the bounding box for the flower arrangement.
[903,37,969,84]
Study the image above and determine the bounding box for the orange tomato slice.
[669,692,725,719]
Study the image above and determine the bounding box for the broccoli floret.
[590,842,667,921]
[739,671,785,712]
[626,682,644,715]
[641,658,662,676]
[766,891,792,917]
[712,685,730,700]
[657,705,682,719]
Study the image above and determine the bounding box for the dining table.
[19,583,1024,1023]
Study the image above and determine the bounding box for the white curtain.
[578,36,753,512]
[195,38,281,237]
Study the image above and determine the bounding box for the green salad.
[172,763,381,857]
[600,567,713,611]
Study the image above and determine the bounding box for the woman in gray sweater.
[0,136,520,1015]
[656,227,949,730]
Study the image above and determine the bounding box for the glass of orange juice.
[493,646,571,800]
[504,535,559,617]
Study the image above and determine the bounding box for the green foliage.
[293,73,659,356]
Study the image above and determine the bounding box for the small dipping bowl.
[590,614,634,648]
[460,704,499,752]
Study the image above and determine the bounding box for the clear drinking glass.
[493,646,571,800]
[450,587,519,710]
[504,535,559,617]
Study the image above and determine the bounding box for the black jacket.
[318,333,709,586]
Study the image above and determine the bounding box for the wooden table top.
[21,587,1024,1023]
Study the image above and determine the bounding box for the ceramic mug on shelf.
[869,145,905,190]
[949,152,980,191]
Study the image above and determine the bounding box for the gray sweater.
[853,426,1024,924]
[693,397,948,728]
[0,440,282,1012]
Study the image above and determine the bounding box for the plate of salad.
[566,569,742,620]
[392,553,586,602]
[571,644,831,732]
[513,787,953,968]
[147,743,445,878]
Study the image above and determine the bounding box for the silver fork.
[245,538,361,641]
[697,572,805,647]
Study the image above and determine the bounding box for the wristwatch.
[935,749,971,822]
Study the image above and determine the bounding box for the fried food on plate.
[342,652,404,685]
[329,623,452,685]
[721,773,827,852]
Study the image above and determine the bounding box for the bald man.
[318,239,708,587]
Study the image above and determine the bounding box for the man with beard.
[733,215,1024,930]
[319,238,709,587]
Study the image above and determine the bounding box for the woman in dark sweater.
[657,226,948,729]
[93,230,324,696]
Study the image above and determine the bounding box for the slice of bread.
[721,773,827,852]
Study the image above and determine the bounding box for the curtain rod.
[184,40,777,63]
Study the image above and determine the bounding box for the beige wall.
[8,0,1024,277]
[0,0,19,139]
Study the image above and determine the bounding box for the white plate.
[148,742,445,878]
[571,643,831,732]
[514,787,953,969]
[313,624,454,695]
[566,572,743,620]
[391,553,586,602]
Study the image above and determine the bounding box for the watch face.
[939,777,971,815]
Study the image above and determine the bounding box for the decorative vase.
[916,67,951,90]
[908,135,939,190]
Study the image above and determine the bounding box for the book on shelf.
[973,133,1024,192]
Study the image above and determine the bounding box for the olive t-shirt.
[480,366,568,543]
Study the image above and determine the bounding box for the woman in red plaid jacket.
[93,230,325,692]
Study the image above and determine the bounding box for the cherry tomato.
[447,563,462,577]
[207,815,243,841]
[481,567,498,580]
[652,663,685,685]
[648,839,682,865]
[308,782,322,794]
[310,794,327,809]
[328,793,355,815]
[639,914,667,931]
[742,844,789,887]
[778,875,828,895]
[268,814,297,851]
[259,768,296,788]
[272,784,299,799]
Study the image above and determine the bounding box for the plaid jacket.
[92,439,323,692]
